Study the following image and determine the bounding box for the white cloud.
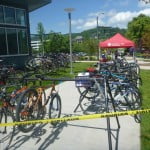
[72,19,84,26]
[106,9,117,17]
[108,11,137,27]
[70,8,150,32]
[107,8,150,28]
[138,1,150,8]
[75,18,97,30]
[88,12,104,17]
[139,8,150,15]
[75,17,105,31]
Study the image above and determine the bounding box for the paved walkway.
[76,57,150,70]
[4,81,140,150]
[125,56,150,70]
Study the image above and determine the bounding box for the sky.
[29,0,150,34]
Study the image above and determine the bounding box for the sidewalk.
[76,57,150,70]
[125,56,150,70]
[6,81,140,150]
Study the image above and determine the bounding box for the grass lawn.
[140,70,150,150]
[50,62,95,78]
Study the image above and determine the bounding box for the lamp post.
[64,8,75,74]
[96,13,104,60]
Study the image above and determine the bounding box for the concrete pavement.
[76,56,150,70]
[126,57,150,70]
[3,81,140,150]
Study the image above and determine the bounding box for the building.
[30,34,50,52]
[31,40,41,51]
[30,34,41,51]
[73,36,83,43]
[0,0,51,67]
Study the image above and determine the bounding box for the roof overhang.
[28,0,52,12]
[1,0,52,12]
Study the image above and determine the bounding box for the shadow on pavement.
[8,121,67,150]
[38,122,67,150]
[9,124,47,150]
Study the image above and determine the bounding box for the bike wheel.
[114,88,142,123]
[79,89,105,114]
[77,82,100,99]
[16,88,39,133]
[0,109,15,150]
[49,93,61,126]
[125,88,142,109]
[129,91,142,123]
[112,87,128,111]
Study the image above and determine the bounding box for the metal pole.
[97,16,99,40]
[68,12,73,74]
[42,34,44,56]
[104,78,113,150]
[97,16,99,60]
[65,8,74,74]
[97,17,101,60]
[99,47,101,60]
[97,13,104,60]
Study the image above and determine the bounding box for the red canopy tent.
[99,33,135,48]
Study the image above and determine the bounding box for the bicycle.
[16,75,62,133]
[74,72,105,114]
[100,70,142,123]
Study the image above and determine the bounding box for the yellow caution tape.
[0,109,150,127]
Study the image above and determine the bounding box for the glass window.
[16,9,26,26]
[0,28,7,55]
[18,29,28,54]
[0,6,4,23]
[4,7,15,24]
[6,28,18,54]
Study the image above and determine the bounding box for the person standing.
[115,50,118,59]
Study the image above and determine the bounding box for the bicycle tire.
[16,88,40,133]
[113,86,142,123]
[49,93,61,126]
[77,82,100,99]
[0,109,15,150]
[79,90,105,114]
[130,92,142,123]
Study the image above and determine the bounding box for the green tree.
[142,24,150,49]
[126,14,150,49]
[44,32,69,54]
[73,42,84,53]
[83,39,98,56]
[72,39,98,56]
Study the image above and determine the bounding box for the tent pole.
[99,47,101,60]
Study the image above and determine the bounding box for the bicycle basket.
[75,72,93,87]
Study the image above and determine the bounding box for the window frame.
[0,27,8,55]
[17,29,29,54]
[0,5,27,27]
[15,8,27,26]
[0,5,4,23]
[0,27,29,57]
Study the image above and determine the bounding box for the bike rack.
[8,76,121,150]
